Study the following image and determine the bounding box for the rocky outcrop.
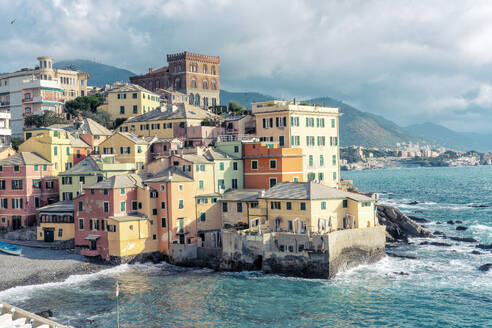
[377,204,432,242]
[478,263,492,272]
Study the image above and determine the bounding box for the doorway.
[44,228,55,242]
[12,216,22,230]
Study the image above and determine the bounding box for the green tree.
[64,94,104,117]
[24,111,67,128]
[11,137,23,150]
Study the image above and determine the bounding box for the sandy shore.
[0,246,108,292]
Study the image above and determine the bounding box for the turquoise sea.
[1,166,491,327]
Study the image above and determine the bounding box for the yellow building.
[251,182,377,234]
[252,101,341,187]
[107,213,155,259]
[98,132,149,171]
[99,83,160,121]
[37,201,75,241]
[118,102,217,139]
[19,127,73,175]
[219,189,263,229]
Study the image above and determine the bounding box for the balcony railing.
[0,101,10,107]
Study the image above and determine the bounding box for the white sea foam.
[0,264,130,301]
[471,224,492,232]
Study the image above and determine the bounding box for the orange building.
[243,142,304,189]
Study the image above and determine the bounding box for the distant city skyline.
[1,0,492,133]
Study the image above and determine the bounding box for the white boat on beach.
[0,241,22,256]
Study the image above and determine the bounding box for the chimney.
[149,67,153,73]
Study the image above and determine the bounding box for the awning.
[85,235,100,240]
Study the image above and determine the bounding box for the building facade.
[130,52,220,109]
[252,101,341,187]
[0,56,89,138]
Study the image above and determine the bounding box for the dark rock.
[407,201,419,205]
[386,252,418,259]
[408,216,429,223]
[476,243,492,250]
[455,220,463,224]
[449,237,477,243]
[433,231,445,236]
[471,250,482,255]
[377,205,431,242]
[456,226,468,231]
[393,271,409,276]
[478,263,492,272]
[447,220,455,225]
[468,204,489,208]
[436,222,442,225]
[36,310,54,318]
[420,241,452,247]
[414,210,424,214]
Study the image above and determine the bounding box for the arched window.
[211,80,217,90]
[192,78,197,88]
[203,65,208,74]
[175,79,181,89]
[203,80,208,89]
[211,66,216,75]
[189,93,194,105]
[195,93,200,106]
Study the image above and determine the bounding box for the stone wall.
[220,232,264,271]
[170,243,198,265]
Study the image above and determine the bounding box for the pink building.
[74,174,142,259]
[147,138,183,162]
[0,152,58,230]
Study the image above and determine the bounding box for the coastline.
[0,246,108,293]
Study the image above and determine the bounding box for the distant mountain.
[54,60,135,87]
[405,123,492,152]
[220,90,275,108]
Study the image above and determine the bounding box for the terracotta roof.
[0,152,51,166]
[260,182,373,201]
[124,103,217,123]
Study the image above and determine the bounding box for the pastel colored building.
[243,141,304,189]
[147,138,183,162]
[220,189,263,229]
[58,155,136,201]
[0,103,11,147]
[37,200,75,242]
[252,182,377,234]
[0,147,15,160]
[68,134,92,165]
[196,192,222,248]
[20,127,73,175]
[0,56,89,138]
[252,101,341,187]
[204,148,243,192]
[0,152,58,230]
[99,83,161,121]
[119,103,217,140]
[221,115,256,137]
[155,88,188,105]
[99,132,148,171]
[130,51,220,109]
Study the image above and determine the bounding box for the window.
[102,220,107,231]
[58,229,63,237]
[0,180,4,190]
[78,202,83,211]
[331,119,336,128]
[333,172,337,181]
[120,188,125,195]
[150,190,158,198]
[0,198,7,209]
[62,192,73,201]
[250,202,258,208]
[279,136,284,146]
[178,199,184,209]
[161,217,167,228]
[222,202,228,212]
[89,219,93,230]
[79,219,84,230]
[218,179,225,190]
[237,202,243,213]
[120,147,131,154]
[104,189,108,195]
[219,162,224,171]
[318,172,324,181]
[232,179,238,189]
[286,202,292,210]
[270,201,281,210]
[12,198,23,209]
[152,209,157,215]
[332,155,337,166]
[269,178,277,188]
[178,184,183,191]
[80,176,85,184]
[234,145,239,153]
[300,202,306,211]
[104,202,109,213]
[309,155,313,167]
[200,212,206,221]
[66,147,70,155]
[34,164,38,171]
[133,93,137,99]
[307,173,315,181]
[14,165,19,172]
[320,155,324,166]
[33,179,42,189]
[137,146,142,153]
[132,201,138,210]
[62,177,72,185]
[233,162,238,170]
[199,180,204,190]
[270,160,277,169]
[120,201,126,212]
[251,160,258,170]
[321,201,326,210]
[133,105,138,114]
[94,219,100,230]
[120,106,125,114]
[203,80,208,89]
[12,180,22,190]
[343,200,348,208]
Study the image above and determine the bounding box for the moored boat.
[0,241,22,256]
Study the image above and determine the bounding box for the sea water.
[1,166,491,327]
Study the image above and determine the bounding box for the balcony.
[0,111,10,119]
[0,128,11,136]
[0,101,10,107]
[22,96,42,103]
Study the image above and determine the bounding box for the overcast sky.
[1,0,492,133]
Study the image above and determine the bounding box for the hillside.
[405,123,492,152]
[220,90,275,108]
[54,60,135,87]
